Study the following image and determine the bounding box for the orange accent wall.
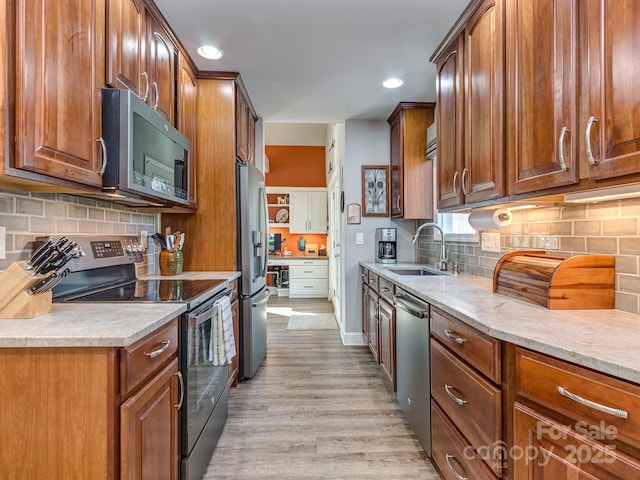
[265,145,328,251]
[265,146,326,187]
[268,228,327,256]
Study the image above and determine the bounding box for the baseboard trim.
[340,330,367,346]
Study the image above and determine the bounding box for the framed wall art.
[361,165,389,216]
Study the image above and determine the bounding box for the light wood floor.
[204,296,442,479]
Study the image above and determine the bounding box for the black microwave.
[101,88,191,207]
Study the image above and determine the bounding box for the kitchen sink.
[385,266,450,276]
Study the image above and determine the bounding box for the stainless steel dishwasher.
[394,287,431,455]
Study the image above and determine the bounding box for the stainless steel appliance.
[49,235,231,480]
[375,228,397,264]
[236,162,270,380]
[394,287,431,455]
[101,88,191,207]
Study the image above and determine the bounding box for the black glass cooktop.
[60,278,227,308]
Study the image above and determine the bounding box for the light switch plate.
[356,232,364,245]
[0,226,5,260]
[481,232,501,253]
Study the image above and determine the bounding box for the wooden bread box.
[493,250,615,309]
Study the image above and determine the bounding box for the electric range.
[47,235,231,480]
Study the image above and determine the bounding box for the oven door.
[182,296,229,455]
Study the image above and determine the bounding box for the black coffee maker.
[375,228,397,264]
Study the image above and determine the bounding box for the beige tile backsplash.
[416,198,640,314]
[0,188,158,274]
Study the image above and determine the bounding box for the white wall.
[341,119,417,344]
[265,123,328,146]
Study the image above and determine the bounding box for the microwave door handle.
[97,137,107,175]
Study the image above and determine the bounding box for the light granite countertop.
[0,271,240,348]
[362,261,640,385]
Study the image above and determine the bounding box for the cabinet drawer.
[516,347,640,450]
[361,267,369,285]
[378,277,395,304]
[431,307,501,383]
[368,271,379,291]
[121,318,179,397]
[432,401,498,480]
[432,340,502,474]
[289,279,328,297]
[514,402,640,479]
[289,265,327,279]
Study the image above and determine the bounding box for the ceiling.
[154,0,469,124]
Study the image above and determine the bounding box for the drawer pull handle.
[445,454,469,480]
[444,329,466,344]
[145,340,171,359]
[445,384,468,406]
[556,386,628,419]
[174,371,184,409]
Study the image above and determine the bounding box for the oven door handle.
[174,371,184,409]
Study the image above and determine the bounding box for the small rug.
[286,313,338,330]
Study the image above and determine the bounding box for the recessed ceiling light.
[196,45,224,60]
[383,78,403,89]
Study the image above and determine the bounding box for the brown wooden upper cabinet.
[236,88,257,163]
[13,0,106,188]
[580,0,640,182]
[387,103,435,219]
[106,0,176,124]
[506,0,580,194]
[433,0,505,209]
[177,53,198,209]
[106,0,146,97]
[507,0,640,194]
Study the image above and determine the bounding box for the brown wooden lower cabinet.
[513,402,640,479]
[0,318,181,479]
[121,358,179,480]
[228,280,240,388]
[432,401,497,480]
[378,296,396,391]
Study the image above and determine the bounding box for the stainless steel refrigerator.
[237,162,270,379]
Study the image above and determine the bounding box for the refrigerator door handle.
[251,288,271,307]
[258,183,268,278]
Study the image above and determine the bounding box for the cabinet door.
[507,0,579,194]
[289,191,309,233]
[14,0,105,188]
[177,53,197,208]
[514,403,640,479]
[121,358,179,480]
[368,288,379,362]
[307,191,327,233]
[389,116,403,216]
[362,281,370,338]
[435,36,465,209]
[463,0,505,204]
[106,0,145,96]
[378,298,396,391]
[582,0,640,180]
[145,11,175,123]
[236,90,251,162]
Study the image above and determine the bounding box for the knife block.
[0,262,53,319]
[493,250,615,309]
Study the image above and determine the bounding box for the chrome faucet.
[411,222,448,271]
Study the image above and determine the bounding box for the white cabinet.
[289,260,328,298]
[289,190,327,234]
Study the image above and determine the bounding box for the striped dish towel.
[217,296,237,363]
